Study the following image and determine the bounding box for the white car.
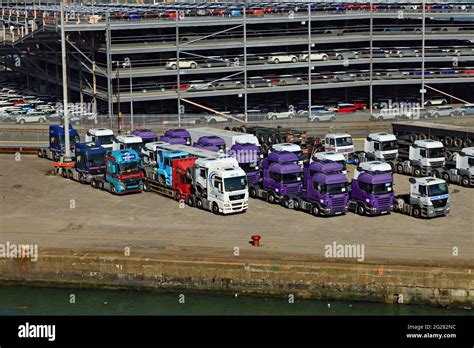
[187,80,215,91]
[165,60,198,70]
[424,98,447,106]
[371,108,405,121]
[266,110,295,120]
[16,112,47,124]
[308,110,336,123]
[267,54,298,64]
[298,52,329,62]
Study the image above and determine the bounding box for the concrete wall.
[0,251,472,307]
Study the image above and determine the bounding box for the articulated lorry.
[37,125,80,161]
[187,127,262,185]
[85,128,115,150]
[90,149,143,195]
[113,135,143,152]
[186,157,249,215]
[249,152,303,204]
[392,121,473,165]
[433,147,474,187]
[56,142,106,184]
[394,177,450,218]
[349,161,394,216]
[283,160,349,216]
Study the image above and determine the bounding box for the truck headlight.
[365,198,370,203]
[255,166,259,170]
[275,188,279,193]
[224,203,231,208]
[320,199,324,204]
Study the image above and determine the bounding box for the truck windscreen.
[336,137,353,146]
[99,135,114,145]
[381,141,397,151]
[469,157,474,167]
[322,182,348,195]
[427,147,444,158]
[119,162,139,174]
[87,153,105,166]
[281,173,302,184]
[224,176,248,192]
[127,143,142,152]
[428,183,449,196]
[369,182,393,195]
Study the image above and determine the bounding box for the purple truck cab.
[192,143,219,152]
[349,170,394,216]
[159,135,187,145]
[285,161,349,217]
[193,136,226,152]
[163,129,191,145]
[131,129,157,145]
[230,143,262,185]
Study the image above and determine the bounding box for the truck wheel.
[393,199,401,212]
[143,181,151,192]
[79,174,86,184]
[461,176,470,187]
[311,205,320,216]
[53,153,60,162]
[267,192,276,204]
[174,191,181,201]
[196,197,203,209]
[282,197,291,209]
[37,149,43,158]
[110,185,117,195]
[186,195,195,207]
[413,167,422,177]
[356,203,366,216]
[396,164,404,174]
[249,186,257,198]
[91,179,98,189]
[68,171,73,179]
[293,199,300,210]
[98,181,104,190]
[353,155,360,165]
[212,202,220,215]
[158,175,165,186]
[412,206,422,219]
[441,172,450,182]
[61,169,68,178]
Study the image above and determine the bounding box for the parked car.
[307,110,337,123]
[16,112,47,124]
[271,75,303,86]
[266,110,295,120]
[298,52,329,62]
[187,80,215,91]
[389,48,420,58]
[213,78,243,90]
[236,54,266,65]
[267,54,298,64]
[427,106,456,118]
[331,103,357,113]
[353,100,368,110]
[358,48,390,58]
[371,108,405,121]
[247,77,272,88]
[204,56,231,68]
[455,104,474,116]
[424,98,447,106]
[328,50,359,60]
[165,60,198,70]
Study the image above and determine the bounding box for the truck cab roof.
[271,143,301,153]
[267,151,299,163]
[461,147,474,157]
[269,162,302,174]
[195,157,239,170]
[358,161,392,173]
[115,135,142,144]
[132,129,157,140]
[108,149,140,164]
[313,172,348,185]
[325,133,352,139]
[87,128,114,136]
[313,151,345,161]
[309,160,343,174]
[414,139,444,148]
[367,132,396,142]
[75,142,106,154]
[410,176,446,186]
[164,128,191,138]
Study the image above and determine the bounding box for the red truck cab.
[172,157,198,201]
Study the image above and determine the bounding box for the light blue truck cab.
[155,149,189,187]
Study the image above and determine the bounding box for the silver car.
[308,110,336,123]
[427,106,456,118]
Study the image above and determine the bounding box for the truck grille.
[331,196,347,207]
[125,180,141,189]
[432,198,447,208]
[230,194,245,201]
[286,186,300,194]
[383,153,397,160]
[376,196,392,207]
[430,161,444,168]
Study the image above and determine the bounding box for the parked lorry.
[37,124,80,161]
[90,149,143,195]
[113,135,143,152]
[56,142,106,184]
[393,177,450,218]
[349,161,394,216]
[283,161,349,216]
[85,128,115,150]
[393,139,445,177]
[186,127,262,185]
[323,133,354,160]
[392,121,473,165]
[132,129,158,145]
[433,147,474,187]
[186,157,249,215]
[249,153,303,204]
[349,132,399,166]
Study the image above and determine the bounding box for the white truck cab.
[407,177,450,217]
[409,140,445,169]
[364,133,398,161]
[324,133,354,157]
[192,157,248,215]
[434,147,474,187]
[113,135,143,152]
[85,128,115,150]
[311,151,347,174]
[354,161,393,180]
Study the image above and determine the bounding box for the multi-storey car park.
[0,1,473,126]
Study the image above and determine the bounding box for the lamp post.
[115,60,122,135]
[122,59,134,131]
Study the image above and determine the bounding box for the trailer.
[392,121,474,165]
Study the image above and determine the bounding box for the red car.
[333,103,357,113]
[12,101,26,106]
[353,100,368,110]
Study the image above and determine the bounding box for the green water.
[0,287,471,315]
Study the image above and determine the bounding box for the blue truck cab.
[155,149,189,187]
[92,149,143,195]
[38,124,80,161]
[75,142,107,176]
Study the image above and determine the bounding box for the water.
[0,287,471,316]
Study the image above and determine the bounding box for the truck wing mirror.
[412,144,418,148]
[409,178,416,184]
[459,151,466,157]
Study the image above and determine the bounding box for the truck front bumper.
[366,206,393,216]
[320,206,348,216]
[425,205,450,217]
[222,200,249,214]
